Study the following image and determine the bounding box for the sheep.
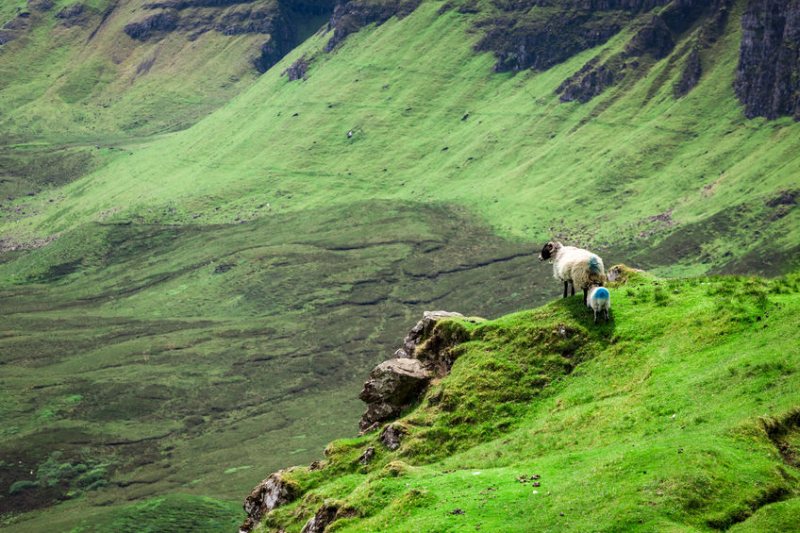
[587,285,611,323]
[538,241,606,304]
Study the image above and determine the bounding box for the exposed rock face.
[122,0,336,73]
[474,12,622,73]
[124,10,179,40]
[471,1,672,73]
[283,54,310,80]
[625,15,674,59]
[55,3,87,26]
[239,470,298,533]
[735,0,800,120]
[253,16,296,72]
[359,311,476,432]
[394,310,464,358]
[358,446,375,464]
[28,0,54,12]
[301,503,341,533]
[557,57,618,103]
[379,423,406,450]
[557,0,732,103]
[324,0,421,52]
[359,358,430,432]
[674,46,701,97]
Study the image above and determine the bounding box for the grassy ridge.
[255,268,800,532]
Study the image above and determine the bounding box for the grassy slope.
[0,0,262,205]
[3,0,799,275]
[0,0,260,143]
[256,269,800,532]
[0,203,548,531]
[1,0,799,530]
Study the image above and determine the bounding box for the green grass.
[254,269,800,532]
[1,0,799,530]
[0,202,549,530]
[3,0,798,276]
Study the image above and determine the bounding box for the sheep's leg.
[563,281,568,298]
[583,288,588,305]
[571,282,575,296]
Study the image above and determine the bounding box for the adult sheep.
[538,241,606,304]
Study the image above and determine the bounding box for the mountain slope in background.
[1,0,799,530]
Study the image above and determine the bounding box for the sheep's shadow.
[561,294,617,340]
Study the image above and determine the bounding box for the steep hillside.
[3,0,799,274]
[1,0,799,530]
[245,268,800,532]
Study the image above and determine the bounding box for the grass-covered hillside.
[3,0,799,275]
[1,0,799,529]
[254,268,800,532]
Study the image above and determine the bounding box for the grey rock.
[380,424,406,451]
[358,446,375,465]
[394,310,464,358]
[301,503,340,533]
[359,358,430,432]
[240,470,298,532]
[735,0,800,120]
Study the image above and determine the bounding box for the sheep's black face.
[538,242,555,261]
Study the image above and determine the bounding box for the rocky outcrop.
[121,0,337,73]
[282,54,310,80]
[239,470,299,533]
[625,15,674,59]
[124,10,179,40]
[240,311,474,531]
[359,358,430,432]
[358,310,474,432]
[362,316,474,432]
[674,46,701,97]
[474,11,623,73]
[379,423,405,450]
[55,3,88,26]
[557,57,619,103]
[0,10,33,45]
[393,310,464,358]
[301,503,341,533]
[557,0,732,103]
[253,15,296,72]
[323,0,421,51]
[735,0,800,120]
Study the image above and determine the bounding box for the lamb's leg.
[563,281,568,298]
[605,308,610,322]
[593,309,598,324]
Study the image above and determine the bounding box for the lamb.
[586,285,611,323]
[538,241,606,304]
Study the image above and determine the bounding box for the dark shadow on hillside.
[561,293,617,341]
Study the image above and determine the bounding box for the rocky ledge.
[238,310,478,532]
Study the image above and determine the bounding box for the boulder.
[394,310,464,358]
[301,503,340,533]
[380,424,406,451]
[240,470,298,533]
[359,358,430,432]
